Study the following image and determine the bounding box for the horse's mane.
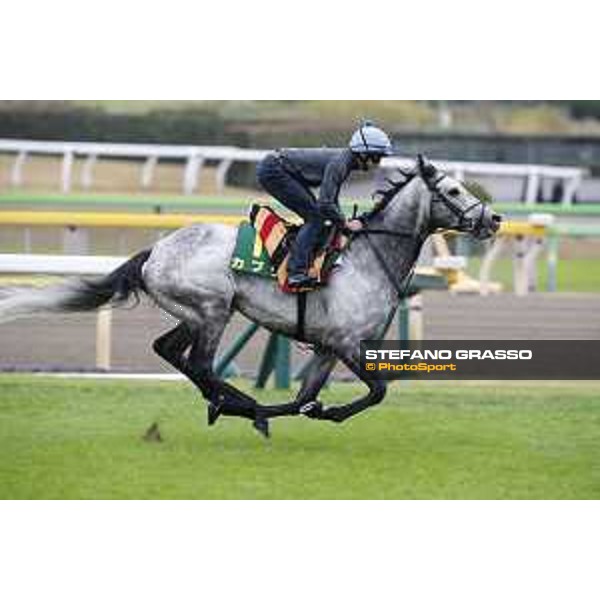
[360,167,417,223]
[373,167,417,204]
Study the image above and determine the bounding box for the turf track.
[0,375,598,499]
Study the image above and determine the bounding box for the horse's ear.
[417,154,436,180]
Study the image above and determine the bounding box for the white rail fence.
[0,253,124,370]
[0,138,587,204]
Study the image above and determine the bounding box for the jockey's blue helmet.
[349,121,394,156]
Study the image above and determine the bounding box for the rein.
[350,227,423,300]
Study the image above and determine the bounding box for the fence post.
[141,156,158,189]
[96,308,112,370]
[409,294,424,341]
[480,236,506,296]
[183,155,204,195]
[255,333,279,388]
[11,151,27,187]
[216,159,234,192]
[524,168,540,205]
[547,232,559,292]
[274,336,290,389]
[255,334,292,389]
[563,174,581,206]
[214,322,260,377]
[398,298,410,344]
[513,235,528,296]
[81,155,97,189]
[61,150,74,193]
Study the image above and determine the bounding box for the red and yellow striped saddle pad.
[249,204,347,293]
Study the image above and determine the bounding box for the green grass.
[495,202,600,216]
[0,375,598,499]
[467,257,600,292]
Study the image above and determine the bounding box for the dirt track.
[0,292,598,375]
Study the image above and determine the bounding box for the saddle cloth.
[230,204,347,293]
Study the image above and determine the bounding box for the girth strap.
[297,292,308,342]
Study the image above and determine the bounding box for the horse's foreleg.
[295,351,338,417]
[259,350,337,419]
[308,348,387,424]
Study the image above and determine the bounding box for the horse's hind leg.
[153,323,208,393]
[153,323,270,437]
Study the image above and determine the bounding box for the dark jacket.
[276,148,357,223]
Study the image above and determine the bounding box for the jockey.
[256,121,394,289]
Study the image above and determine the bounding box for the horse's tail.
[0,249,151,324]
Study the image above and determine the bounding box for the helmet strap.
[359,125,370,153]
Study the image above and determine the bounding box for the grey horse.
[0,155,501,437]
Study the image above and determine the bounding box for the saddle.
[230,204,348,293]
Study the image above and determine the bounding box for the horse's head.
[416,154,502,240]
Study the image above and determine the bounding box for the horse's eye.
[447,188,460,197]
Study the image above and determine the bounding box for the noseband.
[424,174,486,236]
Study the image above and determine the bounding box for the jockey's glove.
[319,203,345,226]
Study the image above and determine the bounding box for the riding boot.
[287,220,323,288]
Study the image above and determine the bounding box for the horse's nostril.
[492,214,503,223]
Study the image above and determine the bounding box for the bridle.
[351,170,487,299]
[424,173,486,236]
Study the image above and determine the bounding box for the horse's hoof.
[323,406,345,423]
[207,402,222,426]
[253,417,270,439]
[299,400,323,419]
